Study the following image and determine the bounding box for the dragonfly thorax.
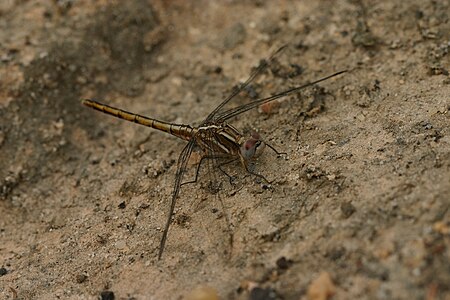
[195,123,243,156]
[194,123,266,164]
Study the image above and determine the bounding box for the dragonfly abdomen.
[82,99,194,140]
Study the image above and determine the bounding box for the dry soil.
[0,1,449,299]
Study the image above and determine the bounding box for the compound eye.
[253,140,266,158]
[241,139,256,160]
[240,137,266,161]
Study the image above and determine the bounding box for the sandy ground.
[0,0,449,299]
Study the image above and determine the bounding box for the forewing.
[158,139,196,259]
[214,70,348,122]
[203,45,288,123]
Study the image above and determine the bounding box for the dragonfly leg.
[181,155,233,186]
[265,142,287,157]
[217,158,239,185]
[244,163,271,184]
[181,155,210,186]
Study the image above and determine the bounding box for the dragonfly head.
[240,132,266,161]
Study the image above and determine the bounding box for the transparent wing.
[158,138,196,259]
[203,45,288,123]
[214,70,348,123]
[202,129,235,257]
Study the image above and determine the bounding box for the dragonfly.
[82,45,347,259]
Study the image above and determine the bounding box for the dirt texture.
[1,1,449,299]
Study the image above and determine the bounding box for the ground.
[0,1,449,299]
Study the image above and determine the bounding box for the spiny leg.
[265,142,287,157]
[180,154,232,187]
[243,143,289,184]
[244,163,271,184]
[180,155,210,187]
[217,158,239,185]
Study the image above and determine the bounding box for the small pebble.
[340,202,356,218]
[100,290,115,300]
[250,287,279,300]
[307,272,336,300]
[115,240,127,250]
[276,256,293,270]
[75,274,87,283]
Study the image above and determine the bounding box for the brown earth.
[0,1,449,299]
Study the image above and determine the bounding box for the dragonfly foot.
[277,152,288,159]
[229,176,238,186]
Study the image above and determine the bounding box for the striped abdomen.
[82,99,194,141]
